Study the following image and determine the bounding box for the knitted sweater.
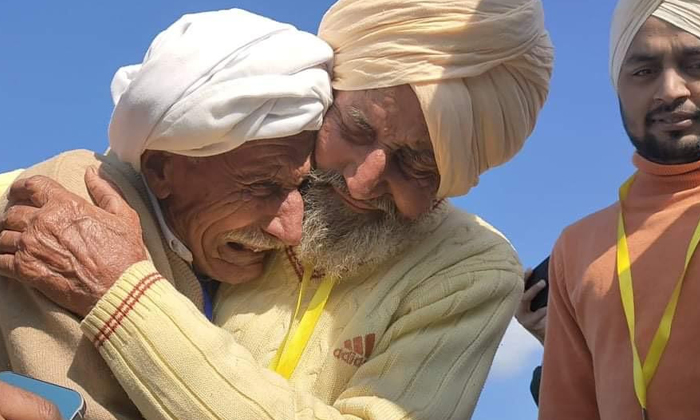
[539,155,700,420]
[80,202,523,420]
[0,150,204,420]
[0,169,23,193]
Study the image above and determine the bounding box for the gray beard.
[297,170,436,279]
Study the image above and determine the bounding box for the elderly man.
[1,1,553,419]
[539,1,700,419]
[0,9,332,420]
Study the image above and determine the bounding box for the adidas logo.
[333,334,375,367]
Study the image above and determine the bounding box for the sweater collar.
[633,153,700,177]
[632,153,700,192]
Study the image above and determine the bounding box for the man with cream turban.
[0,1,553,420]
[540,1,700,419]
[315,0,553,210]
[0,9,332,420]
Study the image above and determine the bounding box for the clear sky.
[0,1,630,419]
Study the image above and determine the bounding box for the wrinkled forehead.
[336,87,431,151]
[206,134,314,183]
[239,133,314,163]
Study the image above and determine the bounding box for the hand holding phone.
[0,372,85,420]
[524,257,550,311]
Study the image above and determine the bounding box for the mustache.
[645,103,700,125]
[304,169,399,216]
[222,227,282,250]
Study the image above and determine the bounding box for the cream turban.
[319,0,553,198]
[109,9,333,170]
[611,0,700,91]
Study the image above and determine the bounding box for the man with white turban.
[0,1,553,420]
[540,1,700,418]
[0,9,332,420]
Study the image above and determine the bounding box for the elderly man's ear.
[141,150,176,200]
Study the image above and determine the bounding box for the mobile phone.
[524,257,550,311]
[0,371,86,420]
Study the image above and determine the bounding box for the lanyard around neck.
[616,174,700,416]
[269,264,336,379]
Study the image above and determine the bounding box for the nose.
[261,189,303,246]
[344,148,389,200]
[655,68,691,105]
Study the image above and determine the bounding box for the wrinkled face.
[298,168,433,279]
[142,134,314,284]
[618,16,700,164]
[315,86,440,219]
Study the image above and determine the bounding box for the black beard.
[620,101,700,165]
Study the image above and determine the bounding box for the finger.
[522,280,546,302]
[0,230,21,254]
[6,194,35,208]
[0,255,17,279]
[538,315,548,330]
[0,205,37,232]
[0,381,62,420]
[85,166,130,216]
[523,268,533,281]
[96,166,128,200]
[534,318,547,332]
[528,307,547,324]
[6,178,33,203]
[9,176,64,208]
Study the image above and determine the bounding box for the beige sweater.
[0,150,204,420]
[80,202,523,420]
[0,169,23,193]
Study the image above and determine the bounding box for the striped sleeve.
[81,259,521,420]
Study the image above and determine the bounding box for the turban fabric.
[611,0,700,91]
[109,9,333,170]
[319,0,553,198]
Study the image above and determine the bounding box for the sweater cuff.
[81,260,166,349]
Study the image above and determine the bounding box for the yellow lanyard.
[269,264,336,379]
[617,175,700,417]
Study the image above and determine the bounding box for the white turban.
[319,0,553,198]
[109,9,333,170]
[611,0,700,90]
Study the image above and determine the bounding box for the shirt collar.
[144,181,194,264]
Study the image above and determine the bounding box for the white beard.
[298,170,437,280]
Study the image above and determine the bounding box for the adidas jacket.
[82,203,523,420]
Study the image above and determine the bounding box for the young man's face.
[618,16,700,164]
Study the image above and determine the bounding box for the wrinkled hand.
[515,269,547,344]
[0,167,147,317]
[0,381,61,420]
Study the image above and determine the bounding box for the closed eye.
[248,181,282,197]
[396,148,438,179]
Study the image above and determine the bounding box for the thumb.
[85,166,129,216]
[0,381,62,420]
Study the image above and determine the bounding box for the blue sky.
[0,1,631,419]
